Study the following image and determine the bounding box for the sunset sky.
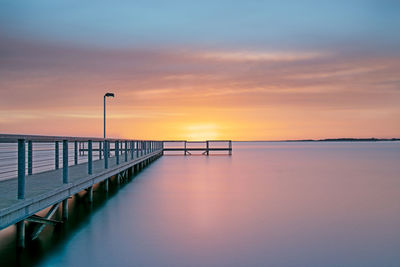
[0,0,399,140]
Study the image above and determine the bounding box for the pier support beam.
[104,179,109,192]
[88,186,93,203]
[31,203,60,240]
[16,220,25,248]
[62,199,68,221]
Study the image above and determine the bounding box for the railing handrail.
[162,140,232,143]
[0,134,161,143]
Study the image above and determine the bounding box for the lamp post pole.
[104,95,106,138]
[103,92,115,138]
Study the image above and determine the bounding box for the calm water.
[1,142,400,266]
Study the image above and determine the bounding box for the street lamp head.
[105,92,115,97]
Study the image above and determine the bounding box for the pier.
[163,140,232,155]
[0,134,232,248]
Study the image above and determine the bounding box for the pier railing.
[0,134,163,198]
[163,140,232,155]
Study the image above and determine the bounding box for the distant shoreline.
[235,138,400,142]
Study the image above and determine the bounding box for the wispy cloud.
[197,50,327,62]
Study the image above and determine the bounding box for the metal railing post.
[17,139,25,200]
[28,140,32,175]
[104,140,109,169]
[55,141,59,169]
[88,140,93,174]
[63,140,68,183]
[115,140,120,165]
[130,141,134,159]
[99,141,102,160]
[136,141,139,158]
[74,141,78,165]
[125,140,128,162]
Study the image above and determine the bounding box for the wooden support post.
[115,140,120,165]
[130,141,134,159]
[229,140,232,155]
[206,141,209,156]
[18,139,25,200]
[74,141,78,165]
[125,140,128,162]
[55,141,59,169]
[88,186,93,203]
[99,141,102,160]
[28,140,32,175]
[136,141,139,158]
[62,198,68,220]
[105,179,109,192]
[63,140,68,184]
[16,220,25,248]
[104,140,109,169]
[184,141,187,155]
[88,140,93,175]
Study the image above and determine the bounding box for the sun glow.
[182,124,219,141]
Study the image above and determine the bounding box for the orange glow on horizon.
[0,47,399,140]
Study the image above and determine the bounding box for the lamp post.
[104,92,115,138]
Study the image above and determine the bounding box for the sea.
[0,141,399,266]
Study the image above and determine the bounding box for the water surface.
[2,142,400,266]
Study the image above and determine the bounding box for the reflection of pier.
[163,140,232,155]
[0,134,232,249]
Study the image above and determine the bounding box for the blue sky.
[1,0,399,50]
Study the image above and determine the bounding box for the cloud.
[0,38,399,139]
[197,50,328,62]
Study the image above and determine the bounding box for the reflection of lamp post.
[104,92,115,138]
